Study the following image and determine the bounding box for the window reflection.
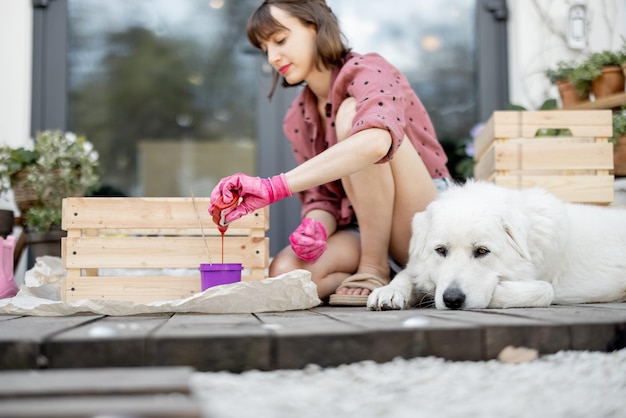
[329,0,477,158]
[68,0,258,197]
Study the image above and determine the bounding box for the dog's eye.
[473,246,490,258]
[435,246,448,257]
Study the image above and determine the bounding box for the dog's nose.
[443,287,465,310]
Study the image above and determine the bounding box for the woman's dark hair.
[247,0,350,99]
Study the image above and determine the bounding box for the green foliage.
[545,60,577,84]
[539,99,558,110]
[454,139,475,180]
[612,109,626,144]
[569,50,626,97]
[0,130,100,232]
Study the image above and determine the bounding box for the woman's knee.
[335,97,357,142]
[269,247,304,276]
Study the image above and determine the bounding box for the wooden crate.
[61,197,269,303]
[473,110,614,204]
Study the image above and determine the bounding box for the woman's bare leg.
[334,98,438,296]
[269,229,361,299]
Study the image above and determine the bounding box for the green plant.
[569,50,626,97]
[546,60,578,84]
[612,109,626,144]
[0,130,100,232]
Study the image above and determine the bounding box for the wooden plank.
[0,366,195,398]
[149,313,272,372]
[426,309,570,358]
[0,395,200,417]
[562,91,626,110]
[0,315,102,369]
[45,314,172,368]
[491,111,523,140]
[256,309,382,368]
[493,142,613,171]
[63,236,268,269]
[484,304,626,352]
[520,110,613,137]
[0,316,22,321]
[312,307,484,362]
[495,175,614,203]
[473,145,496,179]
[62,197,268,231]
[473,111,496,161]
[65,276,202,302]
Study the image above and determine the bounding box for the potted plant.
[612,110,626,177]
[546,60,589,107]
[0,130,100,257]
[570,50,626,99]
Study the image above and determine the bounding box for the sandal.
[328,273,389,306]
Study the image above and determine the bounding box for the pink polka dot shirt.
[283,52,450,227]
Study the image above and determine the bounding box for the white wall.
[507,0,626,110]
[0,1,32,148]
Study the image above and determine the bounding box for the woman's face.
[260,6,319,85]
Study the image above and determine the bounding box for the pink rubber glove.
[210,173,292,224]
[289,218,328,263]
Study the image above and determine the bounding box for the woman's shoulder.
[334,51,404,95]
[337,51,401,82]
[342,52,396,71]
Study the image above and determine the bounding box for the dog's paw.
[367,285,410,311]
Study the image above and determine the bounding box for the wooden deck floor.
[1,303,625,372]
[1,304,625,417]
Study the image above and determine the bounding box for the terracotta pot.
[591,66,625,99]
[556,79,589,107]
[614,135,626,177]
[623,62,626,78]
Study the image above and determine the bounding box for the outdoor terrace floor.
[1,303,625,372]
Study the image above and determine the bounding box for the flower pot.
[614,136,626,177]
[199,263,242,290]
[591,66,625,99]
[556,79,589,107]
[25,226,67,260]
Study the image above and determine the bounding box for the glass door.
[67,0,259,197]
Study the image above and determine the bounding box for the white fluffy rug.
[191,348,626,418]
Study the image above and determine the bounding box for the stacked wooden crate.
[61,197,269,303]
[473,110,614,204]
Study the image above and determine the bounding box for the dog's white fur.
[368,181,626,310]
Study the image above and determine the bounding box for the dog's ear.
[501,211,531,260]
[408,211,428,260]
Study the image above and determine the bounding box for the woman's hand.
[289,218,328,263]
[209,173,292,223]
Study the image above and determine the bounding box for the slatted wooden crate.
[61,197,269,303]
[473,110,614,204]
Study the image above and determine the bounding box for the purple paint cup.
[199,263,243,290]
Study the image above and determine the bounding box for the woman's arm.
[284,127,392,194]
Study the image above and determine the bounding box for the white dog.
[367,181,626,310]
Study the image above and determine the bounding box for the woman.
[210,0,451,306]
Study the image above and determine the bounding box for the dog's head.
[409,181,537,310]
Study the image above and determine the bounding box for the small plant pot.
[199,263,242,290]
[556,79,589,107]
[591,66,625,99]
